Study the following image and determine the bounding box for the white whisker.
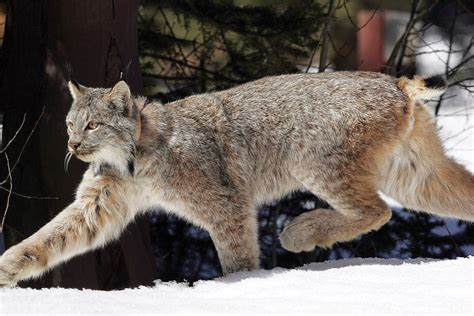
[64,152,73,174]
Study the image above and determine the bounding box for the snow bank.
[1,257,472,315]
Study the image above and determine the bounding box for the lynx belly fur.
[0,72,473,287]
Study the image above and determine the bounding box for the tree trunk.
[0,0,155,290]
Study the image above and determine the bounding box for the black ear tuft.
[127,159,135,175]
[120,59,133,81]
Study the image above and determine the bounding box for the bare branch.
[0,106,54,233]
[384,0,442,74]
[0,153,13,233]
[6,106,45,181]
[0,113,26,154]
[0,186,58,200]
[317,0,340,73]
[343,0,382,31]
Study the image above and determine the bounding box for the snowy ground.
[1,257,472,315]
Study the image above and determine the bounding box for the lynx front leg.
[0,174,134,287]
[208,210,260,275]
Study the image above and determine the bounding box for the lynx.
[0,72,473,287]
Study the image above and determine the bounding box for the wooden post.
[357,10,385,71]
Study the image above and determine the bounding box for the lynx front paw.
[0,254,22,288]
[279,212,335,253]
[0,245,43,288]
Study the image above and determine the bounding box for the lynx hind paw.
[279,213,335,253]
[280,225,318,253]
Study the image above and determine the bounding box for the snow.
[1,257,472,315]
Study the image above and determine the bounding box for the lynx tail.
[397,75,446,101]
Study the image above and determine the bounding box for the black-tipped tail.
[424,75,447,90]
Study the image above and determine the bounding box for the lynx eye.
[87,121,99,130]
[66,121,74,132]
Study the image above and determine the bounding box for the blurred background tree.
[138,0,325,101]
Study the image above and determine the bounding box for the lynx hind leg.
[280,177,392,253]
[380,104,474,221]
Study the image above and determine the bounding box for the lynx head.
[66,80,139,174]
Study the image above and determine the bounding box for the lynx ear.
[68,80,84,100]
[108,80,131,110]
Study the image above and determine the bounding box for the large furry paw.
[0,254,22,288]
[0,245,38,288]
[279,212,335,253]
[221,257,259,275]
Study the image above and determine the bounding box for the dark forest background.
[0,0,473,288]
[139,0,474,283]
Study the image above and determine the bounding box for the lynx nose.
[68,141,81,150]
